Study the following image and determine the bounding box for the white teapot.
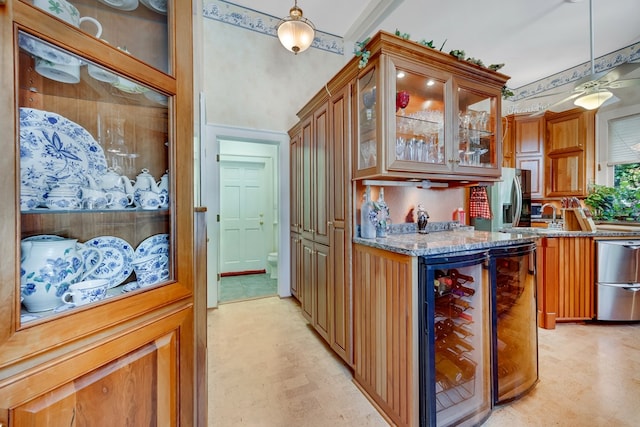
[100,168,131,192]
[132,168,160,193]
[158,170,169,194]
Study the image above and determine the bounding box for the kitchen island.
[352,228,537,427]
[502,226,640,329]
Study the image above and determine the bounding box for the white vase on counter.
[360,186,376,239]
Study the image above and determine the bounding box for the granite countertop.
[353,229,537,257]
[500,226,640,238]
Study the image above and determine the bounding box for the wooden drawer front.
[354,245,414,427]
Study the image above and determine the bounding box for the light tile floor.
[208,297,640,426]
[218,273,277,304]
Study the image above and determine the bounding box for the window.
[605,112,640,188]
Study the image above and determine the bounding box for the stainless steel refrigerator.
[471,168,531,231]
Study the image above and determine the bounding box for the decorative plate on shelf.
[84,236,135,288]
[135,233,169,271]
[19,108,108,190]
[134,233,169,259]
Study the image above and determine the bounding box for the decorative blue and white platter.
[20,107,108,190]
[84,236,135,288]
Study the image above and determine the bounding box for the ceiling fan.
[528,0,640,116]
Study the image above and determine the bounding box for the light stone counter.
[353,228,537,256]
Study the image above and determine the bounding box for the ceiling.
[231,0,640,92]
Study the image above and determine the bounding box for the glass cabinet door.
[455,82,499,171]
[391,66,447,171]
[356,67,378,173]
[18,31,172,320]
[21,0,170,74]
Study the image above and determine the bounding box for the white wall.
[202,17,347,131]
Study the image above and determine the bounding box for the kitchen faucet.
[541,203,562,229]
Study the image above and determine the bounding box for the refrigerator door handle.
[512,176,523,226]
[622,287,640,292]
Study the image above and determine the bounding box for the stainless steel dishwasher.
[596,240,640,321]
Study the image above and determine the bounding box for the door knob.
[260,220,264,225]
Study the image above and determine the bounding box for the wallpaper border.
[203,0,344,55]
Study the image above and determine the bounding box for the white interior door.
[220,160,267,274]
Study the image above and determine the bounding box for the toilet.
[267,252,278,279]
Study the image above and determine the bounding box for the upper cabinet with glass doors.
[13,0,176,321]
[354,32,509,181]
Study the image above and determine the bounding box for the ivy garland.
[354,30,514,99]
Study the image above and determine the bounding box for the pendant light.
[573,0,613,110]
[276,0,315,54]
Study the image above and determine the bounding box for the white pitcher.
[20,237,103,312]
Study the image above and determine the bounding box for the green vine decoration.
[355,32,512,98]
[354,37,371,69]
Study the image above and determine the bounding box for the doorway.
[202,124,290,308]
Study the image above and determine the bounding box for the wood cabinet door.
[313,243,330,341]
[313,103,330,246]
[545,109,595,197]
[290,233,302,301]
[328,84,352,365]
[301,117,314,241]
[301,239,315,322]
[513,115,545,199]
[289,126,302,234]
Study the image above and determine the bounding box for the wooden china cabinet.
[0,0,201,425]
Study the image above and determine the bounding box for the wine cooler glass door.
[419,251,491,427]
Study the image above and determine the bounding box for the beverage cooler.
[419,251,491,427]
[489,243,539,405]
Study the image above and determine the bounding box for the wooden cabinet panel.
[289,125,302,234]
[301,117,313,240]
[547,152,584,195]
[537,237,595,329]
[502,115,515,168]
[313,104,330,245]
[517,157,543,198]
[314,244,330,341]
[330,227,350,363]
[301,239,314,322]
[328,84,352,365]
[290,233,301,301]
[515,117,545,155]
[512,114,545,199]
[545,109,595,198]
[1,307,190,426]
[354,244,415,427]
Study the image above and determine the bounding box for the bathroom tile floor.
[218,273,277,303]
[209,296,640,426]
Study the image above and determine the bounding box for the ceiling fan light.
[276,2,315,54]
[574,89,613,110]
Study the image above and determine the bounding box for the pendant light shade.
[277,1,315,54]
[574,89,613,110]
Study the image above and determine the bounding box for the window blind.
[608,113,640,165]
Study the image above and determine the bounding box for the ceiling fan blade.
[606,78,640,90]
[528,92,584,117]
[596,62,640,85]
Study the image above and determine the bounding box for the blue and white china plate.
[18,32,81,66]
[135,233,169,271]
[97,0,139,12]
[20,108,108,190]
[84,236,135,289]
[134,233,169,259]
